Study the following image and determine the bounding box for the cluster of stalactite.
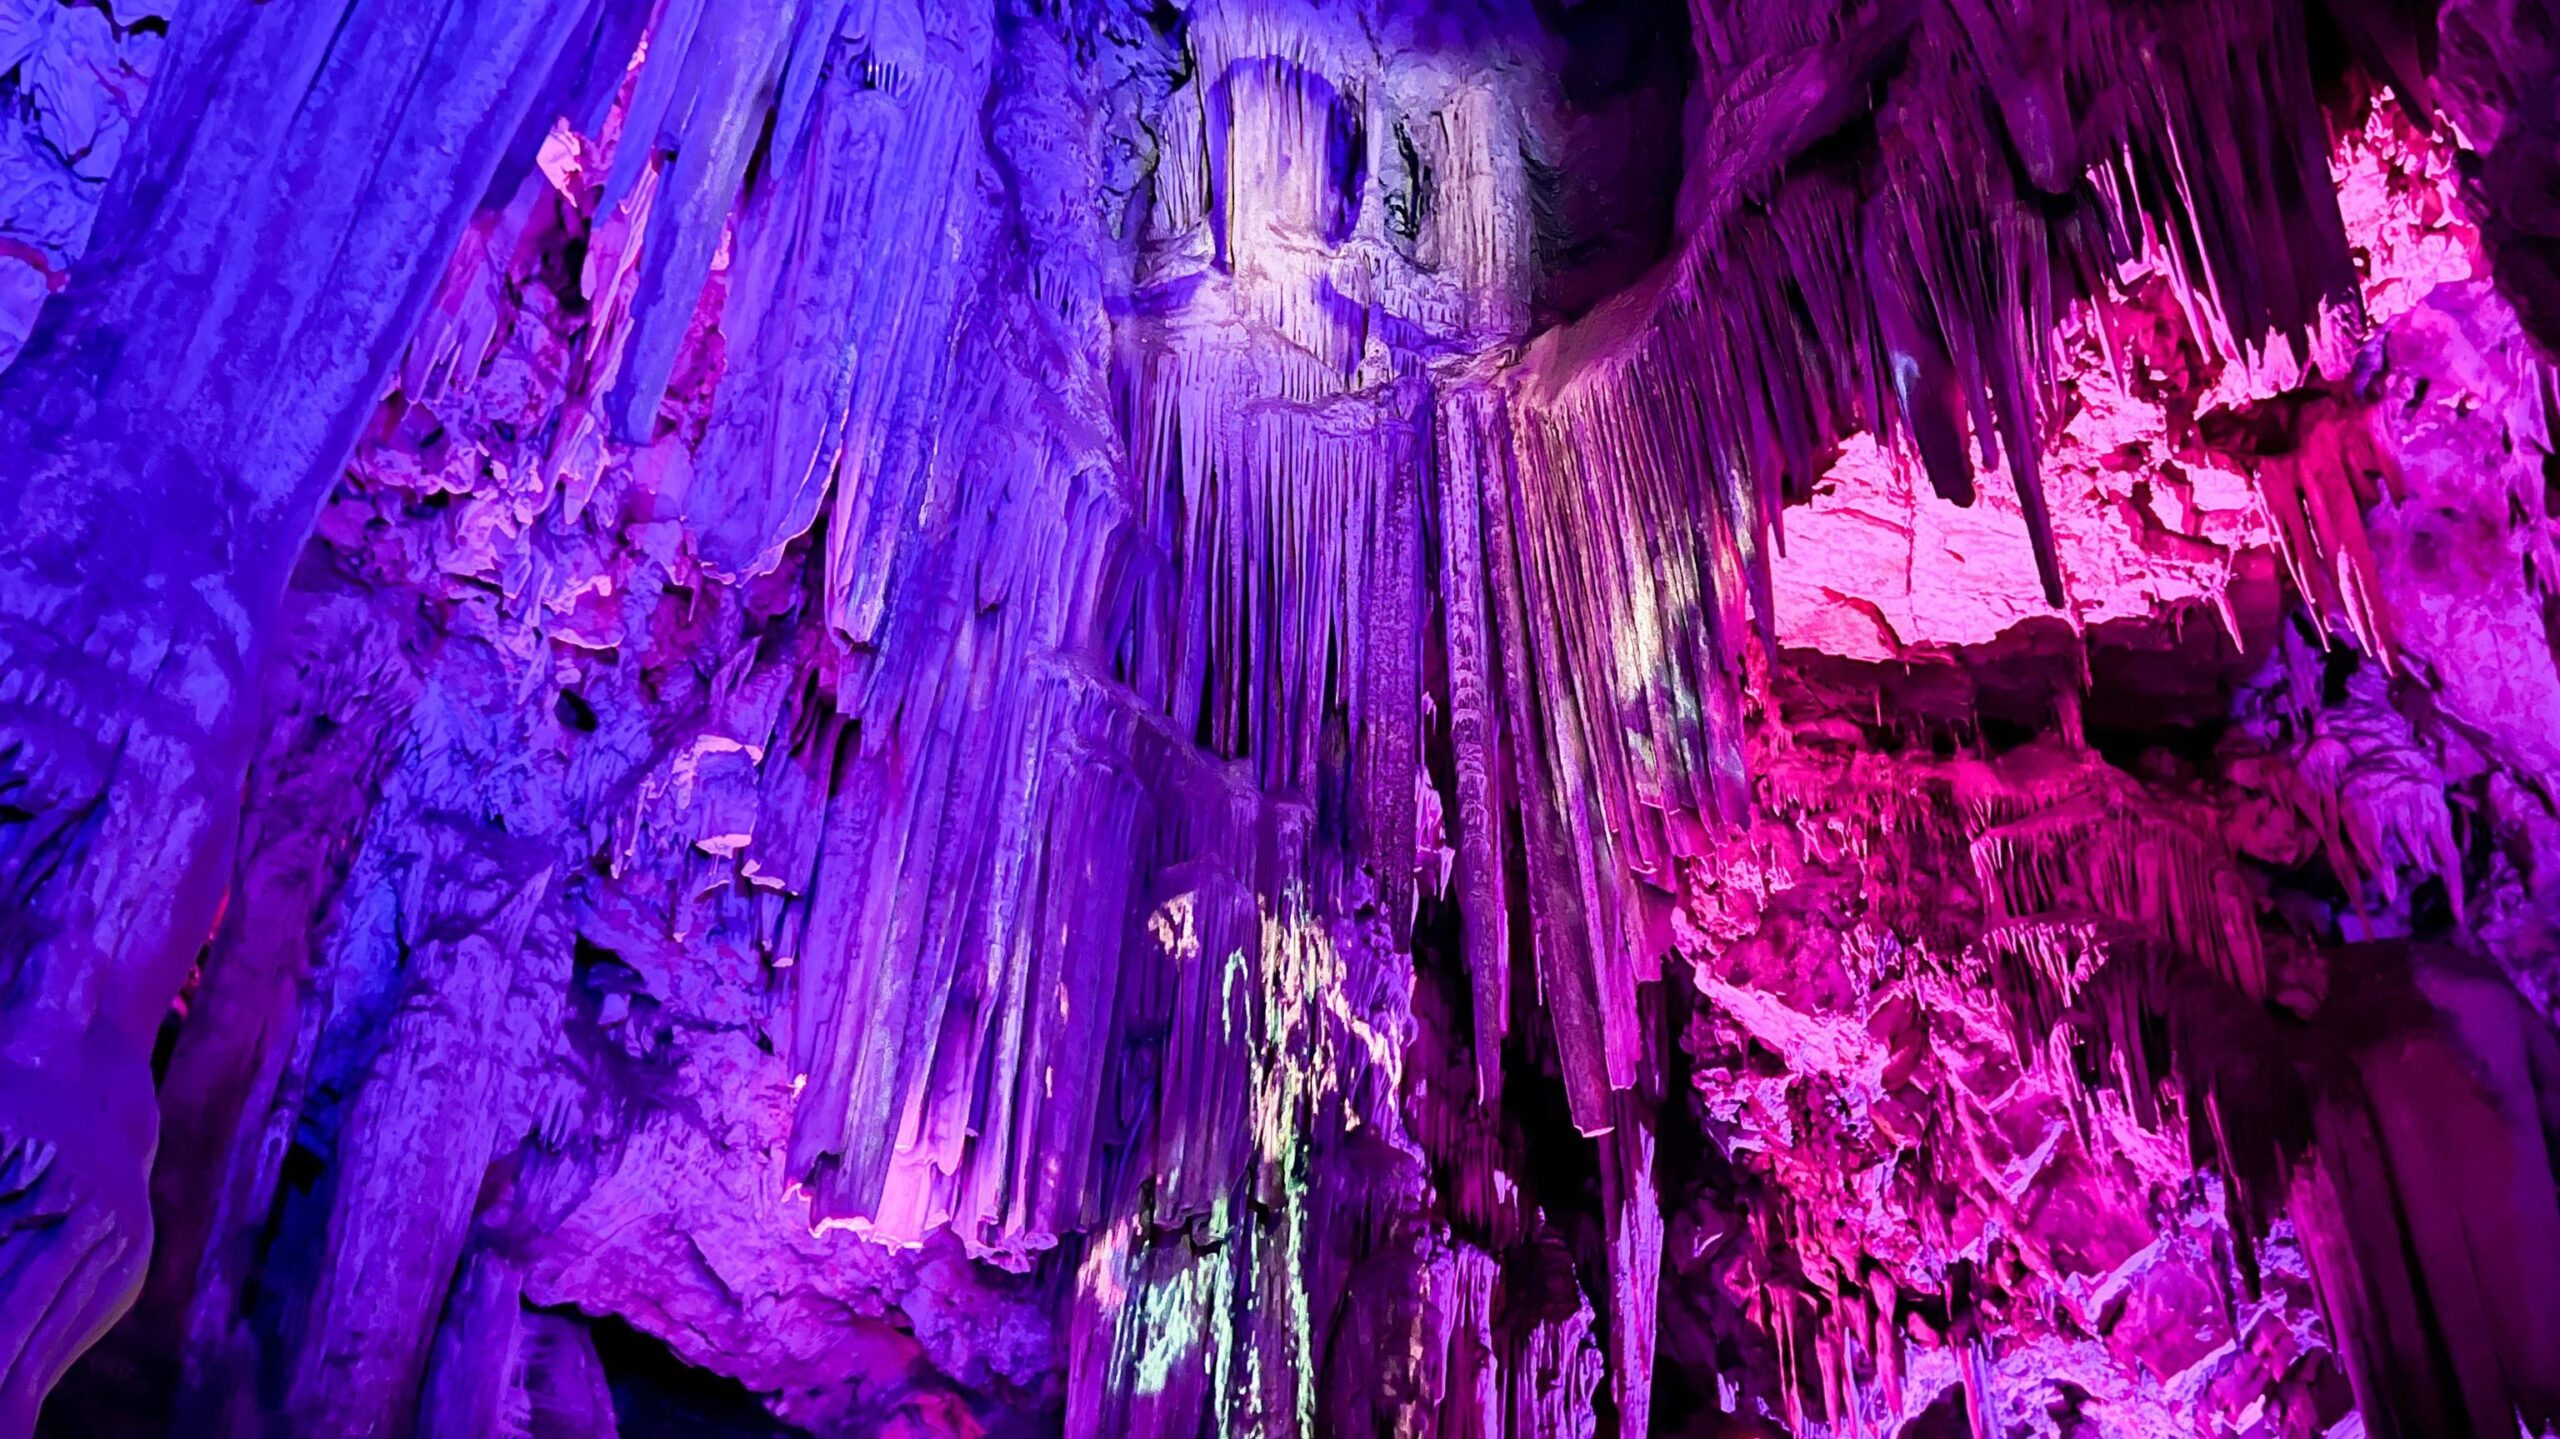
[1505,0,2408,625]
[0,0,2554,1435]
[1658,640,2560,1433]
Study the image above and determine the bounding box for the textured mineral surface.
[2,1,2558,1436]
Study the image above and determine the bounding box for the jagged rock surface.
[0,2,2554,1438]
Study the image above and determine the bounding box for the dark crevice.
[590,1314,806,1438]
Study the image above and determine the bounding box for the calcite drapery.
[0,0,637,1423]
[0,0,2557,1436]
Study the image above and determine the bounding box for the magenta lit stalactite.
[0,1,2556,1436]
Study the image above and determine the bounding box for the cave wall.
[0,1,2556,1437]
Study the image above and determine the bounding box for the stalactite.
[2227,390,2406,666]
[1433,385,1513,1103]
[1498,0,2370,646]
[1601,1093,1663,1439]
[0,0,644,1424]
[1969,790,2270,1003]
[8,1,2556,1436]
[598,0,810,444]
[683,20,980,585]
[1957,775,2560,1439]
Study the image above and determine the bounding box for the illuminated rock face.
[2,2,2557,1437]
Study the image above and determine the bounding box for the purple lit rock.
[0,2,2555,1437]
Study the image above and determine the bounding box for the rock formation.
[1,0,2556,1435]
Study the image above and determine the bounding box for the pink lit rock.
[3,3,2558,1438]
